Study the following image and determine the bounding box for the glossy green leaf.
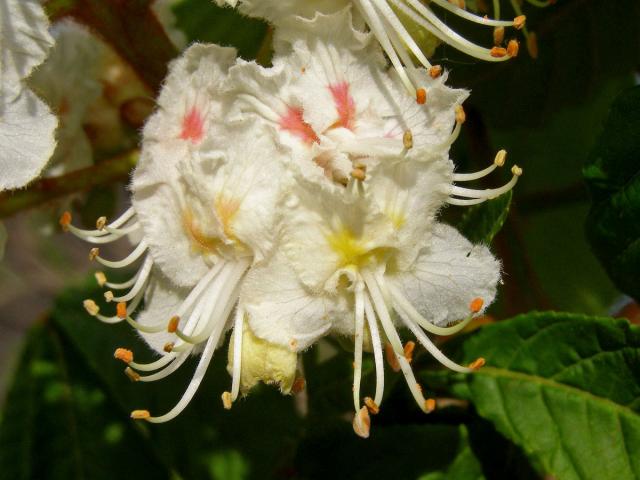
[428,312,640,479]
[295,423,485,480]
[456,191,512,244]
[584,86,640,301]
[0,320,170,480]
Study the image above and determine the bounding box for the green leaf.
[428,312,640,479]
[295,423,485,480]
[173,0,269,60]
[584,86,640,301]
[456,191,512,244]
[0,320,170,480]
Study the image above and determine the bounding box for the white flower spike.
[0,0,58,191]
[216,0,525,96]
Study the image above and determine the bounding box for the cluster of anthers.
[61,5,523,438]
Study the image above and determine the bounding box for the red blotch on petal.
[328,81,356,130]
[279,106,319,145]
[180,107,205,143]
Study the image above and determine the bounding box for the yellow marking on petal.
[182,209,221,254]
[214,194,241,239]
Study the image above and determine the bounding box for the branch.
[0,151,138,218]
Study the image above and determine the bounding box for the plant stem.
[0,151,138,219]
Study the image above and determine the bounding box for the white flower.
[217,0,525,97]
[0,0,58,191]
[62,12,523,432]
[28,21,104,175]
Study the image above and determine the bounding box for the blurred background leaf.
[584,86,640,302]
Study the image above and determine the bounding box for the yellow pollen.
[89,248,99,261]
[493,27,505,46]
[167,315,179,333]
[403,130,413,149]
[469,357,486,370]
[124,366,140,382]
[96,216,107,230]
[59,211,72,231]
[116,302,127,319]
[104,291,114,302]
[221,391,232,410]
[83,299,99,316]
[511,165,523,177]
[94,271,107,287]
[364,397,379,415]
[114,348,133,364]
[455,105,466,124]
[384,343,401,372]
[507,39,519,57]
[131,410,150,420]
[513,15,526,30]
[494,150,507,167]
[428,65,442,79]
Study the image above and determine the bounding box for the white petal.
[0,0,54,82]
[0,88,57,190]
[388,223,501,326]
[241,251,347,351]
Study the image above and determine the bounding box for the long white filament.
[230,304,245,401]
[353,283,366,412]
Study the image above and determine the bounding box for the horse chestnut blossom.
[216,0,525,99]
[62,9,522,436]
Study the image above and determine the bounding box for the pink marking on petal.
[328,81,356,130]
[279,106,319,145]
[180,107,205,143]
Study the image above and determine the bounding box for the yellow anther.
[104,291,114,303]
[511,165,523,176]
[493,26,505,46]
[59,211,72,231]
[96,216,107,230]
[163,342,174,353]
[83,299,99,316]
[364,397,379,415]
[124,366,140,381]
[494,150,507,167]
[455,105,466,124]
[89,248,99,261]
[114,348,133,364]
[350,168,366,181]
[425,398,437,412]
[130,409,150,420]
[403,130,413,150]
[221,391,232,410]
[94,271,107,287]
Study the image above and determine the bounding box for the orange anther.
[130,410,150,420]
[507,39,519,57]
[364,397,380,415]
[490,47,507,58]
[352,406,371,438]
[116,302,127,319]
[416,88,427,105]
[455,105,466,124]
[404,341,415,363]
[469,357,486,370]
[384,343,401,372]
[59,211,72,231]
[167,315,179,333]
[114,348,133,364]
[493,26,505,46]
[470,297,484,313]
[124,366,140,381]
[292,377,306,394]
[428,65,442,79]
[163,342,174,353]
[425,398,436,412]
[513,15,526,30]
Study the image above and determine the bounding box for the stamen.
[230,305,245,402]
[114,348,133,364]
[404,341,415,363]
[89,248,99,261]
[513,15,526,29]
[507,39,519,57]
[364,397,380,415]
[468,357,486,370]
[430,0,520,27]
[455,105,466,124]
[59,211,72,231]
[222,391,233,410]
[129,353,176,372]
[385,342,401,372]
[125,366,141,382]
[106,256,153,303]
[105,291,114,302]
[470,297,484,314]
[490,46,507,57]
[449,164,522,200]
[167,315,179,333]
[83,299,100,316]
[292,377,306,393]
[163,342,174,353]
[425,398,436,412]
[527,32,538,58]
[94,271,107,287]
[416,88,427,105]
[403,130,413,149]
[117,302,127,319]
[353,284,366,412]
[493,26,505,45]
[364,294,385,406]
[352,406,371,438]
[131,410,150,420]
[92,241,148,269]
[452,149,506,182]
[96,216,107,230]
[351,168,366,181]
[429,65,443,78]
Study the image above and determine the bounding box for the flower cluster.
[63,6,522,437]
